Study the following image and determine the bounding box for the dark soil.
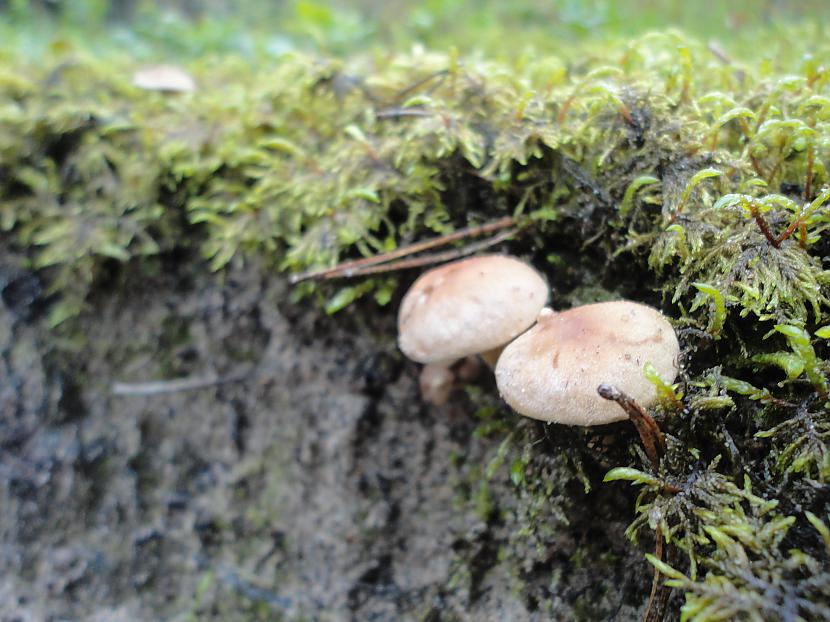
[0,250,650,621]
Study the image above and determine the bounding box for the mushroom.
[495,300,679,425]
[132,65,196,93]
[397,254,549,403]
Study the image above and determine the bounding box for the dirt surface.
[0,251,651,621]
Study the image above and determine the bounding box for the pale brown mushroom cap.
[397,255,548,363]
[495,301,680,425]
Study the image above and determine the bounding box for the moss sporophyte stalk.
[3,26,830,619]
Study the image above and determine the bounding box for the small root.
[597,383,666,470]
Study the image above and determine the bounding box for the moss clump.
[2,23,830,619]
[647,502,830,621]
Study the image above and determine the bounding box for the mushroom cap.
[132,65,196,93]
[398,255,548,364]
[495,301,679,425]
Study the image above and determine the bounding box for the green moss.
[648,510,830,621]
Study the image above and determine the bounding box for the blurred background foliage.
[0,0,827,61]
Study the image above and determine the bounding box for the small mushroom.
[132,65,196,93]
[495,300,679,425]
[398,254,549,403]
[399,254,548,362]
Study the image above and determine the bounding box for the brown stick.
[289,216,515,283]
[557,95,575,124]
[597,383,667,470]
[331,228,518,277]
[643,525,665,622]
[619,104,635,127]
[775,212,801,246]
[747,201,780,248]
[749,154,764,178]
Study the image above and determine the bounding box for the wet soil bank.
[0,252,650,621]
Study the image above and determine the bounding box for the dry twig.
[289,216,516,283]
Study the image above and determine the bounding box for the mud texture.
[0,250,650,621]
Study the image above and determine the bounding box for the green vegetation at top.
[1,3,830,619]
[3,22,829,326]
[2,0,828,62]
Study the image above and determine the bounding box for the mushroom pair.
[397,255,680,424]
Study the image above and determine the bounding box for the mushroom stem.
[419,357,482,406]
[597,383,666,470]
[479,346,503,369]
[419,362,456,406]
